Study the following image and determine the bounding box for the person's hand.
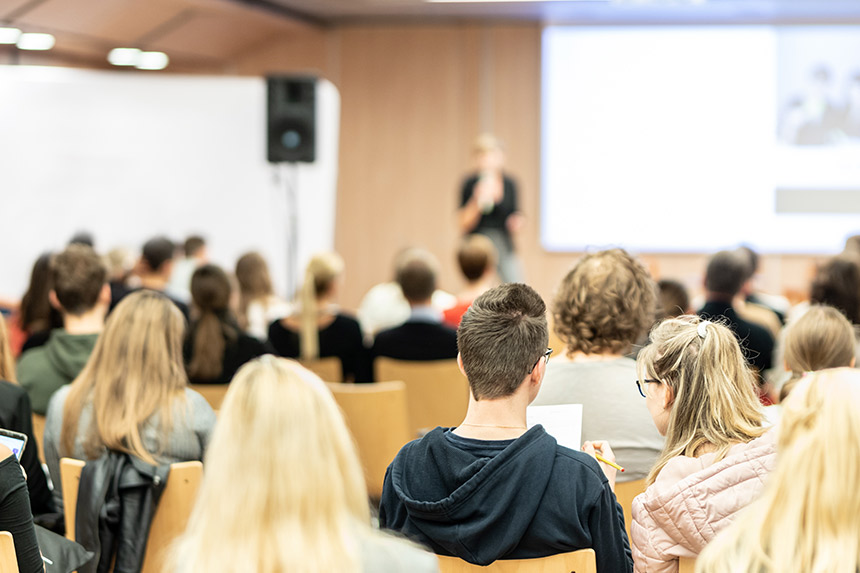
[583,440,617,491]
[506,212,524,234]
[474,174,503,212]
[0,444,26,480]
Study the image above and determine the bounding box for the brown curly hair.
[553,249,657,355]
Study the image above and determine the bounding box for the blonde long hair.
[638,316,765,485]
[697,368,860,573]
[0,314,16,382]
[61,291,188,464]
[171,356,372,573]
[779,305,856,400]
[299,253,344,361]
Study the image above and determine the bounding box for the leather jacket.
[74,451,170,573]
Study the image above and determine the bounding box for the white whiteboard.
[0,66,339,299]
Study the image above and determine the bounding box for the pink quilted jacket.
[630,431,776,573]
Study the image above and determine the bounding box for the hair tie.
[697,320,711,339]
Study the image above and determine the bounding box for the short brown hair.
[458,283,548,400]
[142,236,176,272]
[184,235,206,257]
[553,249,656,355]
[396,249,437,303]
[810,255,860,325]
[457,235,497,282]
[704,250,750,297]
[658,279,690,319]
[51,245,107,315]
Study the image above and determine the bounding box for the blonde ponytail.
[637,315,764,485]
[298,253,344,362]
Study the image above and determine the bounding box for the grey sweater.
[44,385,216,512]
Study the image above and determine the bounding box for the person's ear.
[48,290,62,311]
[662,384,675,410]
[457,353,467,377]
[98,283,111,305]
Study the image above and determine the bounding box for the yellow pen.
[595,453,625,473]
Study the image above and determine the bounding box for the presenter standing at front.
[457,134,524,283]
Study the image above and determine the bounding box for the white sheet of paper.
[526,404,583,451]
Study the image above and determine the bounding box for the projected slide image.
[541,25,860,255]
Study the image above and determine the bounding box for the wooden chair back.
[614,478,646,542]
[678,557,696,573]
[60,457,202,573]
[189,384,230,411]
[30,414,46,464]
[0,531,18,573]
[327,381,411,498]
[437,549,596,573]
[375,358,469,436]
[300,357,343,382]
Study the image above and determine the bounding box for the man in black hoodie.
[378,283,633,572]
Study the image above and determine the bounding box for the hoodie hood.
[45,330,99,380]
[386,426,558,565]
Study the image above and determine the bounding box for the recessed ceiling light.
[0,27,21,45]
[17,32,55,51]
[135,51,169,71]
[108,47,141,66]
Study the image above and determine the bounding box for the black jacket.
[378,426,632,573]
[75,452,169,573]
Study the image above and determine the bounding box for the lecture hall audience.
[532,249,664,481]
[170,356,438,573]
[114,235,191,320]
[268,252,370,382]
[697,368,860,573]
[379,283,632,573]
[44,290,216,512]
[18,245,109,415]
[183,264,271,384]
[631,316,776,573]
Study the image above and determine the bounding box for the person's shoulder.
[183,388,217,416]
[0,379,26,400]
[16,345,51,386]
[553,444,608,484]
[360,533,439,573]
[333,313,361,330]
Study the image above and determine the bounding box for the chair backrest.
[437,549,596,573]
[189,384,230,411]
[375,358,469,436]
[60,457,203,573]
[30,414,46,465]
[300,357,343,382]
[0,531,19,573]
[678,557,696,573]
[327,381,411,498]
[614,478,646,542]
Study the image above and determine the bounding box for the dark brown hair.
[457,235,497,282]
[187,265,236,381]
[810,255,860,325]
[658,279,690,319]
[235,252,274,331]
[142,236,176,273]
[458,283,548,400]
[184,235,206,257]
[553,249,656,355]
[19,252,55,333]
[704,250,750,297]
[396,250,437,303]
[51,245,108,315]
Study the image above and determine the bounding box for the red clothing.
[442,301,472,329]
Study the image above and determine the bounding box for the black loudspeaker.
[267,76,316,163]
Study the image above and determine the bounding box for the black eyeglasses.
[531,348,553,372]
[635,378,660,398]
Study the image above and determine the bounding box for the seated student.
[235,251,290,340]
[183,265,271,385]
[104,247,135,309]
[357,248,456,342]
[170,356,438,573]
[443,234,498,329]
[631,317,775,573]
[18,245,109,415]
[44,290,216,512]
[698,250,775,395]
[657,279,690,320]
[372,250,458,363]
[0,443,43,573]
[0,314,53,515]
[13,252,63,356]
[167,235,208,304]
[697,368,860,573]
[778,305,855,403]
[532,249,664,481]
[809,253,860,327]
[113,236,190,320]
[269,253,369,382]
[379,284,632,573]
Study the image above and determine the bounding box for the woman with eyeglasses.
[631,316,775,573]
